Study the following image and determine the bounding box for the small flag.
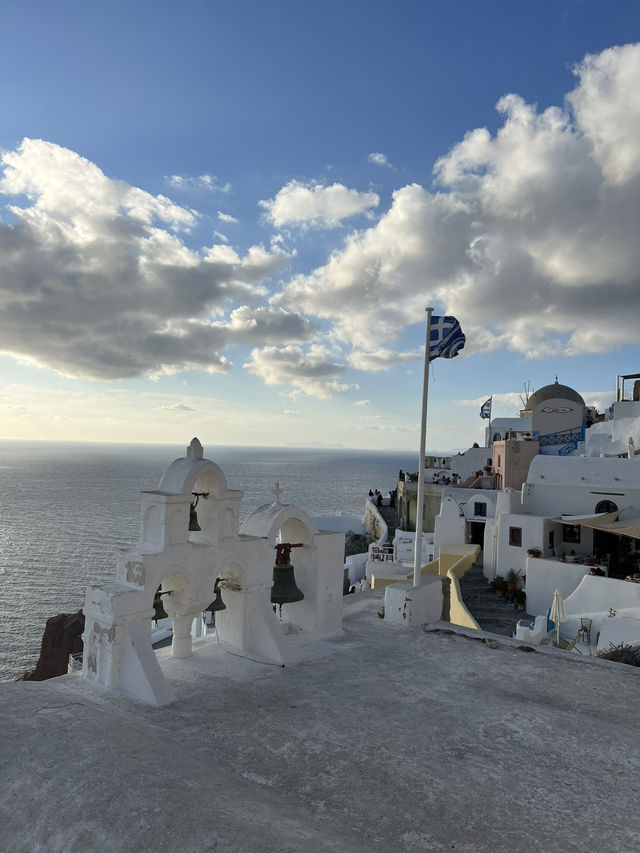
[428,315,465,362]
[480,397,492,419]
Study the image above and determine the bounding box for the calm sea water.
[0,441,416,681]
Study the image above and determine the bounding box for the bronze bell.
[206,579,226,613]
[270,563,304,605]
[189,505,201,531]
[153,591,169,621]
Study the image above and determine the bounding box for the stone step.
[458,563,530,638]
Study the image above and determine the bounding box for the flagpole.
[413,306,434,588]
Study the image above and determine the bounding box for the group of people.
[368,487,398,508]
[432,472,459,485]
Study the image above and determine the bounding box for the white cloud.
[354,399,371,407]
[368,152,393,168]
[218,211,239,223]
[567,44,640,185]
[220,305,314,344]
[168,174,231,193]
[347,348,423,372]
[0,139,291,380]
[244,344,354,398]
[157,402,196,411]
[260,180,379,229]
[277,44,640,358]
[213,230,229,243]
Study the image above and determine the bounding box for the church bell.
[205,579,226,613]
[189,491,209,532]
[188,506,201,531]
[153,591,169,621]
[270,563,304,606]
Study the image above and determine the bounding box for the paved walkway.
[459,559,534,637]
[377,503,398,539]
[3,594,640,852]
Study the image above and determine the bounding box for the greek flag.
[480,397,492,419]
[428,315,465,362]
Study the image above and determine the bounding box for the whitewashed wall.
[525,556,590,618]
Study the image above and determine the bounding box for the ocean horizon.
[0,440,418,681]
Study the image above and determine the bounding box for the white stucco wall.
[392,529,434,565]
[486,417,532,445]
[448,447,494,481]
[493,512,547,581]
[560,574,640,645]
[525,556,590,619]
[433,497,466,554]
[523,456,640,518]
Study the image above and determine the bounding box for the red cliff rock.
[20,611,85,681]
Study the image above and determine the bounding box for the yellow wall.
[372,544,481,631]
[445,546,481,630]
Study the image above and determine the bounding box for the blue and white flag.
[480,397,492,419]
[428,315,465,362]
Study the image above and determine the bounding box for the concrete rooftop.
[1,591,639,852]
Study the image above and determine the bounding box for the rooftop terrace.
[1,591,639,852]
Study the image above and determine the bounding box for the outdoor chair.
[578,617,592,644]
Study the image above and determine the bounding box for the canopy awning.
[557,510,640,538]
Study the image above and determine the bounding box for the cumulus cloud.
[0,139,292,380]
[260,180,379,229]
[218,211,239,223]
[368,152,393,168]
[244,344,354,398]
[354,399,371,407]
[219,305,314,344]
[347,347,423,372]
[167,174,231,193]
[277,43,640,358]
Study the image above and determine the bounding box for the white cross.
[272,481,284,504]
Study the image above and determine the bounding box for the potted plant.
[515,590,526,610]
[527,547,541,558]
[506,569,519,591]
[559,551,567,563]
[492,575,506,597]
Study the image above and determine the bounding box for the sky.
[1,0,640,453]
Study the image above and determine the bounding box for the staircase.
[377,504,397,540]
[458,560,533,637]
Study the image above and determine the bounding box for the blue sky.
[1,1,640,451]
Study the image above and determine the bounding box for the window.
[595,500,618,514]
[474,502,487,517]
[509,527,522,547]
[563,525,581,544]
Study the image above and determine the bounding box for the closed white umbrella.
[550,589,567,646]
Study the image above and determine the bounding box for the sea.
[0,440,417,681]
